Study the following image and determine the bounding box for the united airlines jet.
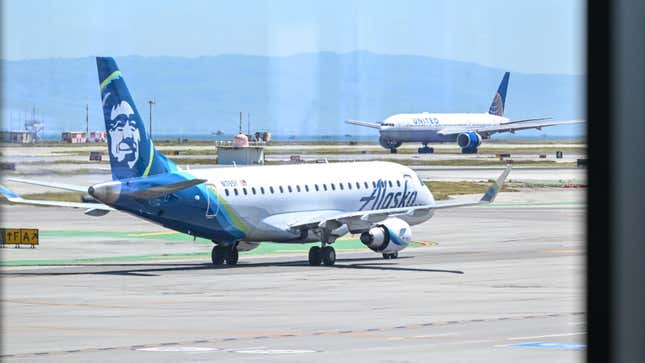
[1,57,510,266]
[346,72,583,153]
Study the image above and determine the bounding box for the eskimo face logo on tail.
[108,101,140,168]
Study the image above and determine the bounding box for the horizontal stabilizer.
[0,184,113,211]
[6,178,89,193]
[125,178,207,199]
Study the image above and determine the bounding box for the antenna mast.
[85,104,89,142]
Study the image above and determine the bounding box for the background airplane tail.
[97,57,177,180]
[488,72,510,116]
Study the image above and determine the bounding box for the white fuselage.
[379,112,508,143]
[186,161,435,242]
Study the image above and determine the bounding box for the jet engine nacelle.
[457,132,482,149]
[360,217,412,254]
[379,136,402,149]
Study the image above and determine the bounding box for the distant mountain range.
[1,51,585,138]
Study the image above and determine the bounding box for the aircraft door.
[204,184,220,219]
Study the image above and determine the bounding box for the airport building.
[89,131,107,142]
[0,130,34,143]
[61,131,87,143]
[216,132,265,165]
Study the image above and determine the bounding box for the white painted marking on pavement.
[137,346,219,352]
[233,349,317,354]
[508,332,586,341]
[411,333,459,338]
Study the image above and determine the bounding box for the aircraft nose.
[88,181,122,205]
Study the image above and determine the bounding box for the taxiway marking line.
[508,332,586,340]
[542,249,580,254]
[127,231,179,237]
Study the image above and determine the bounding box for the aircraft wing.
[288,166,511,232]
[344,119,382,129]
[473,118,584,136]
[0,184,114,214]
[6,177,89,193]
[437,118,584,137]
[262,210,344,231]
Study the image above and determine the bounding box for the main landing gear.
[382,251,399,259]
[211,244,239,266]
[308,245,336,266]
[418,143,434,154]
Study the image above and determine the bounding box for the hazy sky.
[3,0,585,74]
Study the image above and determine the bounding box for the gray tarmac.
[0,142,584,157]
[1,142,584,182]
[1,189,585,362]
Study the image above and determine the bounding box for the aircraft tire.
[308,246,322,266]
[211,246,226,265]
[226,247,239,265]
[382,252,398,259]
[322,246,336,266]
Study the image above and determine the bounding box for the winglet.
[479,165,512,203]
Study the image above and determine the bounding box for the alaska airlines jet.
[1,57,511,267]
[346,72,583,153]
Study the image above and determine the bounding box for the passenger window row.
[222,179,404,197]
